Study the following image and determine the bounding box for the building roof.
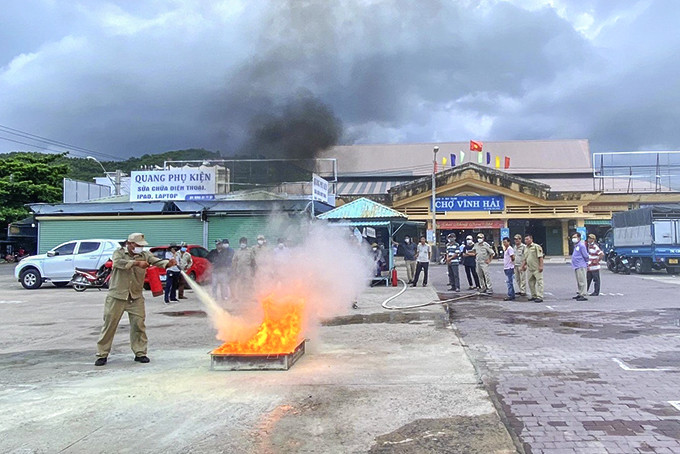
[319,139,592,177]
[318,197,407,220]
[336,180,412,196]
[29,201,171,215]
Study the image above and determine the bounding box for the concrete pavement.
[0,265,515,454]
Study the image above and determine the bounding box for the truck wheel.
[667,267,680,275]
[20,268,43,289]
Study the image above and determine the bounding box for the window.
[190,247,208,258]
[153,249,167,260]
[53,242,76,256]
[103,241,120,252]
[77,242,101,255]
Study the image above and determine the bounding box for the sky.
[1,0,679,161]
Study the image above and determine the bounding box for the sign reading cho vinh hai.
[434,195,504,212]
[130,168,216,201]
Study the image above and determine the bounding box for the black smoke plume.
[244,93,342,160]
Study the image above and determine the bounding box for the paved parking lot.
[429,262,680,454]
[0,263,514,454]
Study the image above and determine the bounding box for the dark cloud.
[0,0,679,159]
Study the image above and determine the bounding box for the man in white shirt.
[411,236,431,287]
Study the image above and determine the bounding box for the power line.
[0,124,120,161]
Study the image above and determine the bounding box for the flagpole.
[431,146,439,263]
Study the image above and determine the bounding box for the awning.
[437,220,505,229]
[584,219,611,225]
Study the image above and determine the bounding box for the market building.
[320,140,680,256]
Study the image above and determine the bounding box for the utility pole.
[431,146,439,263]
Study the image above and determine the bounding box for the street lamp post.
[87,156,118,196]
[431,146,439,263]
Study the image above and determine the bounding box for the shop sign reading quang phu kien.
[130,168,217,201]
[434,195,505,212]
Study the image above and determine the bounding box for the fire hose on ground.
[381,278,478,310]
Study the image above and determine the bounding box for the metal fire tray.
[210,340,306,371]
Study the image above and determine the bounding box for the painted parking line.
[545,305,555,310]
[0,300,24,304]
[669,401,680,413]
[613,358,679,372]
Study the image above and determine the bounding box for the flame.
[212,293,305,355]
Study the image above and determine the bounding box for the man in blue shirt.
[571,232,590,301]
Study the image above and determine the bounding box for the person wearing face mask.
[164,243,180,304]
[174,241,193,300]
[400,236,417,284]
[252,234,269,271]
[445,233,461,292]
[273,238,291,264]
[586,234,604,296]
[513,234,528,296]
[232,237,255,301]
[95,233,176,366]
[461,235,481,290]
[411,236,431,287]
[208,239,234,300]
[570,232,590,301]
[371,242,386,278]
[473,233,496,295]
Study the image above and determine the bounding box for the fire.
[212,293,305,355]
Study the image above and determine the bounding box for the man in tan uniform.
[513,234,528,296]
[472,233,496,294]
[95,233,175,366]
[521,234,544,303]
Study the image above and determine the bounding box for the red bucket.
[146,267,164,297]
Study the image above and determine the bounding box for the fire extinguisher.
[391,267,398,287]
[146,266,164,297]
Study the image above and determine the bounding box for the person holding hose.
[95,233,176,366]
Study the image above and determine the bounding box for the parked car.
[143,244,212,288]
[15,239,122,289]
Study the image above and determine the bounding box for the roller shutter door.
[207,215,306,247]
[38,217,203,253]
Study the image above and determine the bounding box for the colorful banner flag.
[460,150,465,163]
[495,156,500,168]
[470,140,483,152]
[450,153,456,166]
[486,152,491,165]
[442,156,447,166]
[477,151,483,163]
[504,156,510,169]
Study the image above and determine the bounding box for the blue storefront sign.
[434,196,505,212]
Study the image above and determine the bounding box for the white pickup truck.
[15,239,122,289]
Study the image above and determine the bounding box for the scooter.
[607,252,631,275]
[70,259,112,292]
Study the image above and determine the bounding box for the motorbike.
[70,259,113,292]
[606,252,631,275]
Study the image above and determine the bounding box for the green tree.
[0,153,69,232]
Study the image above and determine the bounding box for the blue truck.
[603,205,680,275]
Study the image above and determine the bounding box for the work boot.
[533,298,543,303]
[575,296,588,301]
[94,357,107,366]
[134,356,150,363]
[589,292,599,296]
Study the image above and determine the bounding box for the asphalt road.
[426,261,680,453]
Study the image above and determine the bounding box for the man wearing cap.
[586,234,604,296]
[445,234,461,292]
[513,234,528,296]
[473,233,496,294]
[95,233,176,366]
[521,234,544,302]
